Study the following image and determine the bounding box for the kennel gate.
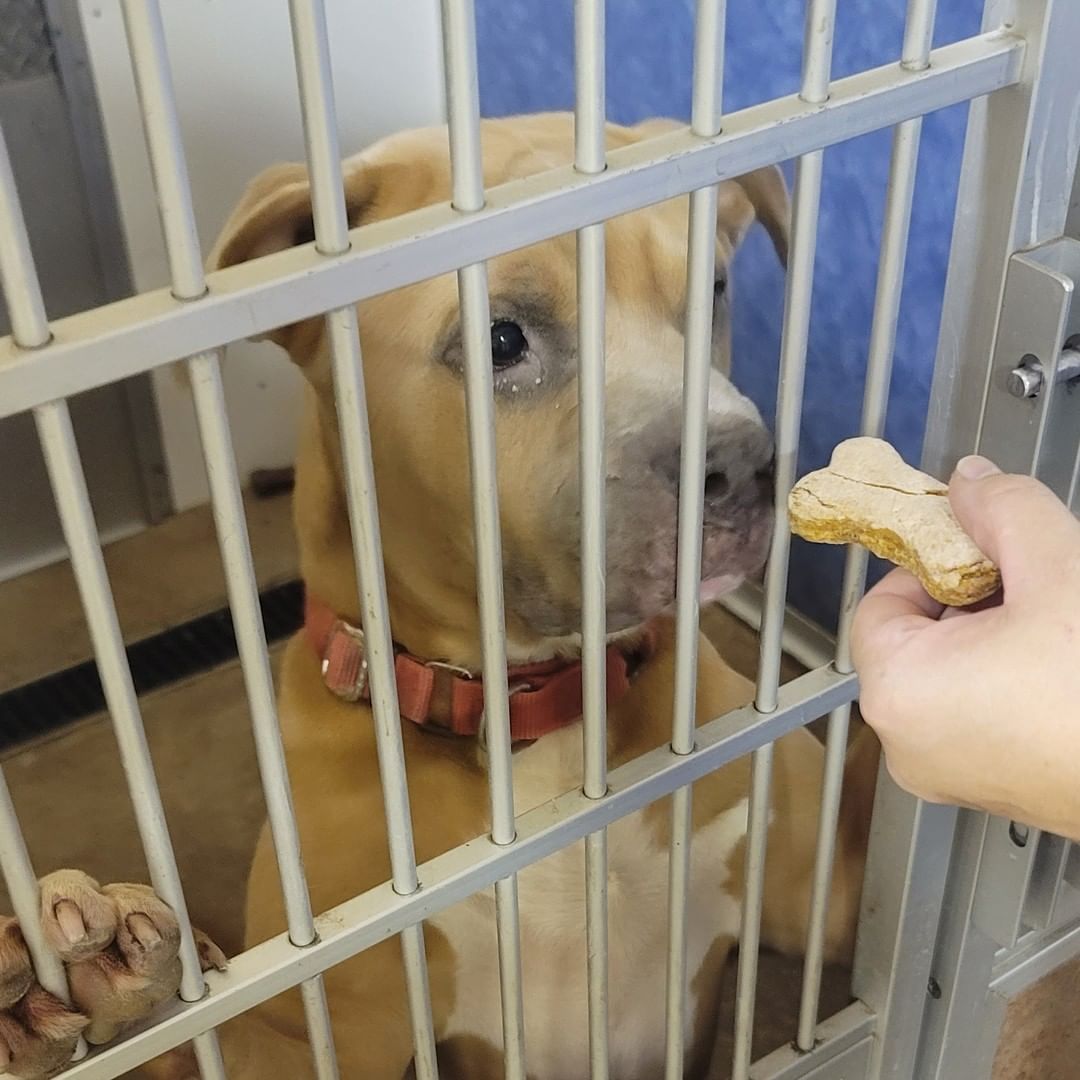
[1,0,1079,1077]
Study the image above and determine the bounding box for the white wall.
[80,0,446,511]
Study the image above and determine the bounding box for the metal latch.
[978,236,1080,504]
[1007,346,1080,398]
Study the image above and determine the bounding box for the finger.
[939,588,1004,621]
[851,568,943,673]
[949,457,1080,587]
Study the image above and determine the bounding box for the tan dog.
[0,114,877,1080]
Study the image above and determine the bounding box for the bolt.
[1007,347,1080,399]
[928,976,942,999]
[1007,364,1043,398]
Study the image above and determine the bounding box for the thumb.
[948,456,1079,585]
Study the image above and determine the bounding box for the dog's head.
[211,113,787,664]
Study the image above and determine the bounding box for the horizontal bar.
[990,918,1080,999]
[755,141,828,714]
[119,0,204,300]
[0,30,1023,419]
[750,1002,875,1080]
[57,664,857,1079]
[718,581,836,673]
[35,399,208,1004]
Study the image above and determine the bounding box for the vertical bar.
[664,3,726,1077]
[399,923,440,1080]
[574,2,610,1077]
[754,0,835,711]
[737,3,836,1077]
[117,0,203,301]
[286,2,439,1076]
[0,768,87,1060]
[794,703,849,1047]
[34,401,227,1080]
[187,355,341,1080]
[187,357,317,947]
[583,831,609,1079]
[575,0,607,808]
[439,2,526,1074]
[119,2,342,1074]
[287,0,421,896]
[796,0,937,1050]
[663,783,694,1080]
[0,126,49,348]
[440,0,515,836]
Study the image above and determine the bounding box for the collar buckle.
[321,618,369,703]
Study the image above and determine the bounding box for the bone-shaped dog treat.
[788,437,1001,606]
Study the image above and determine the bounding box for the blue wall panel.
[475,0,983,628]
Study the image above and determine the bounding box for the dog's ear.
[208,161,379,354]
[717,166,790,268]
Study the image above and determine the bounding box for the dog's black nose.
[648,420,774,508]
[702,422,775,511]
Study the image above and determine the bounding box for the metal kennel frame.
[0,0,1079,1077]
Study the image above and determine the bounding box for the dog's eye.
[490,319,529,368]
[714,276,728,300]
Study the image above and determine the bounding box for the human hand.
[852,455,1080,839]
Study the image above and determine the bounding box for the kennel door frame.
[0,1,1078,1079]
[853,2,1080,1079]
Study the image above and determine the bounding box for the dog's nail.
[126,913,162,949]
[55,900,87,945]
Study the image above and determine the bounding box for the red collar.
[304,592,656,743]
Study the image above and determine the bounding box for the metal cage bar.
[0,766,87,1062]
[439,0,527,1073]
[664,2,727,1075]
[573,0,611,1076]
[733,3,836,1076]
[118,2,344,1075]
[795,0,938,1050]
[285,2,441,1076]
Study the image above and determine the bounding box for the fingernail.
[956,455,1001,480]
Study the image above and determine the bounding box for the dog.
[0,114,878,1080]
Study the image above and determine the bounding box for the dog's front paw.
[0,870,226,1077]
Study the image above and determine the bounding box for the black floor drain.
[0,579,304,754]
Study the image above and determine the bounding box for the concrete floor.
[0,493,1074,1076]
